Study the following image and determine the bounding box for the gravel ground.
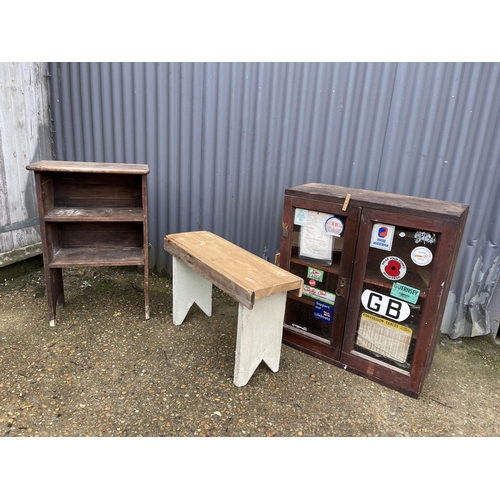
[1,262,499,438]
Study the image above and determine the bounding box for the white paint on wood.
[233,292,287,387]
[172,257,212,325]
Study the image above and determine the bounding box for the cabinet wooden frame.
[279,183,468,397]
[26,161,150,326]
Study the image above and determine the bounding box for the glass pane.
[292,209,345,269]
[353,224,439,370]
[285,259,339,341]
[284,208,346,341]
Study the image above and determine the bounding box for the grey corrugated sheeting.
[47,62,500,339]
[378,63,500,340]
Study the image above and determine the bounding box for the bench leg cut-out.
[172,257,212,325]
[233,292,287,387]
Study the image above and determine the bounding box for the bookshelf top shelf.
[27,161,149,175]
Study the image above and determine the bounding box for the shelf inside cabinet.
[351,347,412,374]
[287,291,315,306]
[284,322,331,345]
[363,266,429,298]
[290,254,342,275]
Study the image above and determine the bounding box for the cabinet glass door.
[281,197,360,356]
[341,209,446,379]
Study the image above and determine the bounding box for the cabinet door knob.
[336,276,347,297]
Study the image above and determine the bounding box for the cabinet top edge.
[285,183,469,216]
[26,161,150,174]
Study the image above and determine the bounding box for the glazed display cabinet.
[279,183,468,397]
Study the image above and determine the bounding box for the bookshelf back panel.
[52,222,144,249]
[52,172,143,209]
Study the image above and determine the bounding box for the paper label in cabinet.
[411,246,433,266]
[313,301,334,323]
[299,211,334,263]
[380,256,407,281]
[324,216,344,236]
[370,223,395,251]
[294,208,308,226]
[357,312,412,364]
[391,282,420,304]
[414,231,436,244]
[302,284,336,305]
[307,267,324,282]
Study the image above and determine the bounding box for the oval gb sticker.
[361,289,410,322]
[411,246,433,266]
[380,256,407,281]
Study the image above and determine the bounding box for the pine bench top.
[164,231,303,310]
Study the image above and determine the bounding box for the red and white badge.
[324,216,344,236]
[380,256,407,281]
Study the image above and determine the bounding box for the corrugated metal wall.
[0,62,52,267]
[46,62,500,339]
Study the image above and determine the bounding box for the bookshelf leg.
[144,265,150,320]
[46,268,64,327]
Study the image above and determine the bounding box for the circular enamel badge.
[324,216,344,236]
[380,256,407,281]
[411,246,433,266]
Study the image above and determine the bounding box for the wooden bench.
[163,231,303,387]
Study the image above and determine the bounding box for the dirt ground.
[1,259,499,438]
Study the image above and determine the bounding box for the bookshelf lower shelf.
[44,207,144,222]
[49,247,145,267]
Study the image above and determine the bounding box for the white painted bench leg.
[172,257,212,325]
[233,291,287,387]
